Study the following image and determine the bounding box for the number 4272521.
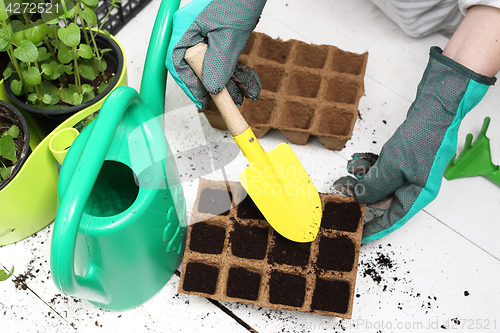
[5,2,61,15]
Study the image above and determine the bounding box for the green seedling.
[0,0,121,108]
[0,124,19,182]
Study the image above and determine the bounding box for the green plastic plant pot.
[0,34,128,246]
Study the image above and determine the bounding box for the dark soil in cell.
[321,201,361,232]
[268,233,311,266]
[182,262,219,295]
[230,223,268,260]
[189,222,226,254]
[198,188,232,216]
[311,278,350,314]
[268,271,306,308]
[236,194,265,220]
[226,267,261,301]
[316,235,355,272]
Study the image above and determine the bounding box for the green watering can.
[50,0,186,310]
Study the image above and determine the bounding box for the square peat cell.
[198,188,232,216]
[311,278,350,314]
[321,201,361,232]
[230,224,268,260]
[324,76,362,105]
[275,101,315,130]
[182,262,219,295]
[241,95,276,127]
[268,271,306,308]
[317,107,355,136]
[189,222,226,254]
[226,267,261,301]
[257,35,292,64]
[236,194,265,220]
[331,50,366,75]
[268,233,311,266]
[292,42,328,69]
[253,63,285,93]
[285,70,321,98]
[316,235,355,272]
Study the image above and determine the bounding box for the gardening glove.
[334,46,496,244]
[166,0,266,109]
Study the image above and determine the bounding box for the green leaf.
[41,62,54,77]
[100,29,111,39]
[0,166,12,181]
[47,25,59,39]
[79,61,96,80]
[11,20,25,38]
[0,29,10,52]
[0,135,17,163]
[0,266,14,282]
[81,5,97,26]
[3,67,13,80]
[37,47,51,62]
[23,67,42,86]
[78,44,93,59]
[93,58,107,72]
[57,23,80,48]
[13,40,38,63]
[41,81,60,105]
[0,0,9,21]
[11,80,22,96]
[72,92,83,105]
[63,4,76,19]
[42,94,53,104]
[28,93,39,102]
[81,0,99,6]
[57,44,73,64]
[25,21,49,45]
[82,84,95,103]
[98,81,110,94]
[59,85,79,105]
[5,125,20,139]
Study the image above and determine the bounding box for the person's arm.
[334,5,500,244]
[443,5,500,77]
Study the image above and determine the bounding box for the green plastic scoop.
[50,0,186,310]
[444,117,500,186]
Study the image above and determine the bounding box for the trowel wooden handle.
[184,43,249,136]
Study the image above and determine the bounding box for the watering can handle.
[50,87,152,302]
[184,43,250,137]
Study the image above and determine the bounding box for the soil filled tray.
[198,32,368,151]
[178,179,365,318]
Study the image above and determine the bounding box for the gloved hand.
[166,0,266,109]
[334,46,496,244]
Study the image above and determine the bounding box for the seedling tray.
[178,179,365,318]
[199,32,368,151]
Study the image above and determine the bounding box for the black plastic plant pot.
[0,100,31,191]
[4,31,125,138]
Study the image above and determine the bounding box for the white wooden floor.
[2,0,500,332]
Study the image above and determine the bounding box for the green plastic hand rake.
[444,117,500,186]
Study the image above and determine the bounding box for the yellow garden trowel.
[185,43,321,242]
